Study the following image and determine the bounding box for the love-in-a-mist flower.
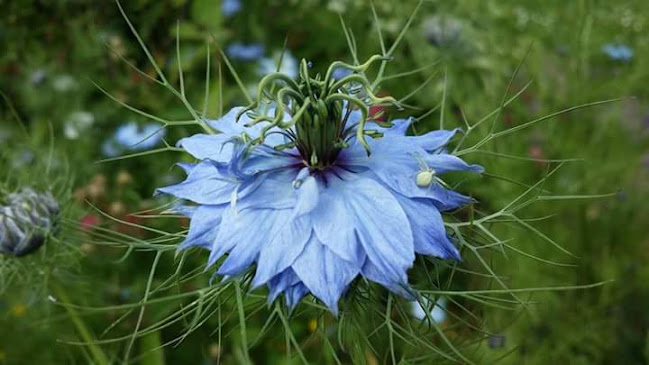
[602,43,633,62]
[158,56,483,313]
[221,0,241,18]
[102,121,165,157]
[258,51,299,79]
[226,43,265,61]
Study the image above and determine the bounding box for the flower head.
[158,56,482,313]
[422,15,463,48]
[257,51,299,79]
[102,121,165,157]
[226,43,265,61]
[222,0,241,18]
[0,188,60,257]
[411,297,447,324]
[602,43,633,62]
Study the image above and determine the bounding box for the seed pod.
[0,188,60,257]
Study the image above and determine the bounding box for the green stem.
[51,281,109,365]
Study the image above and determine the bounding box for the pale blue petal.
[424,154,484,174]
[395,196,461,260]
[292,168,319,217]
[178,205,226,250]
[251,213,311,288]
[291,236,359,314]
[178,134,233,162]
[156,161,237,205]
[378,118,412,135]
[361,259,415,299]
[311,177,365,264]
[235,170,298,211]
[242,145,300,175]
[341,175,414,285]
[426,186,475,211]
[267,268,300,303]
[205,107,286,147]
[285,283,309,310]
[176,162,195,174]
[171,203,197,218]
[411,128,461,152]
[209,208,274,273]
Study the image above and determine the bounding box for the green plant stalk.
[51,281,109,365]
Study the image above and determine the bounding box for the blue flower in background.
[158,105,482,313]
[226,43,265,61]
[331,67,353,80]
[102,122,165,157]
[411,297,447,324]
[222,0,241,18]
[257,51,299,79]
[602,43,633,62]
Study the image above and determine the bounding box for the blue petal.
[225,43,265,61]
[311,177,365,264]
[380,118,412,135]
[292,168,319,217]
[267,268,300,303]
[251,213,311,288]
[208,208,274,273]
[341,137,477,210]
[285,283,309,310]
[178,205,226,250]
[178,134,233,162]
[361,258,415,300]
[241,145,300,175]
[291,235,359,314]
[156,161,237,205]
[235,170,298,211]
[205,107,287,147]
[426,186,475,211]
[340,175,415,285]
[424,154,484,174]
[411,128,461,152]
[176,162,195,174]
[395,196,461,260]
[171,203,197,218]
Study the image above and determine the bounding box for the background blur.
[1,0,648,364]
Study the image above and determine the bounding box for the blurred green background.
[1,0,648,363]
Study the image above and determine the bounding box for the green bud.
[316,99,328,120]
[310,151,319,167]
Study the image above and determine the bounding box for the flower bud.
[0,188,60,257]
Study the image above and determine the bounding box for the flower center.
[237,55,400,169]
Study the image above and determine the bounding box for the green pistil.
[238,55,401,169]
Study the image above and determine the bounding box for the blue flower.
[222,0,241,18]
[158,56,482,313]
[602,43,633,62]
[226,43,265,61]
[102,122,165,157]
[331,67,353,80]
[257,51,299,79]
[159,108,481,313]
[411,297,447,324]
